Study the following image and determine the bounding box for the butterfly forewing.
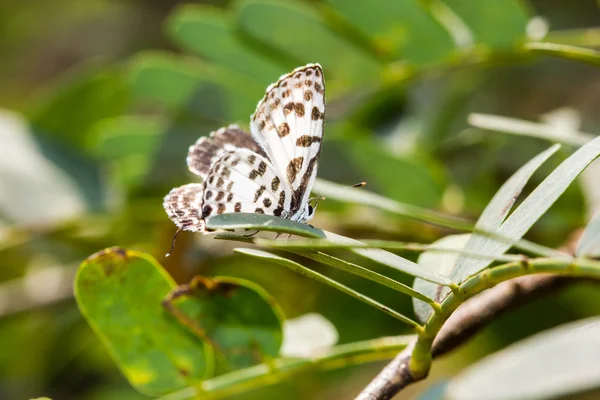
[186,124,267,181]
[250,64,325,214]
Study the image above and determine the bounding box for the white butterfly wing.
[250,63,325,216]
[201,149,291,220]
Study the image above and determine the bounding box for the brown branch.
[356,274,595,400]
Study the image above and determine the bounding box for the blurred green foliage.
[1,0,600,399]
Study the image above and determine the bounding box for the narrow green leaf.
[283,248,436,304]
[253,238,524,262]
[324,0,455,63]
[313,178,471,230]
[166,276,284,374]
[452,135,600,282]
[576,211,600,258]
[74,247,212,395]
[447,317,600,400]
[524,42,600,66]
[166,5,286,83]
[469,113,593,146]
[475,144,560,231]
[235,0,383,88]
[412,234,472,323]
[441,0,528,48]
[323,231,452,285]
[206,213,325,238]
[235,248,421,328]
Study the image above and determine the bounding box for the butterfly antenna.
[166,229,182,257]
[346,181,366,189]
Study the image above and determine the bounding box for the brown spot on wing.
[271,176,280,192]
[278,123,290,137]
[294,103,305,117]
[257,161,267,176]
[234,202,242,212]
[311,106,324,121]
[217,203,226,214]
[287,157,303,184]
[296,135,322,147]
[254,185,266,202]
[304,90,313,101]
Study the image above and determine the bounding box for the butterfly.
[163,63,326,234]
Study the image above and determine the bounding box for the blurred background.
[1,0,600,399]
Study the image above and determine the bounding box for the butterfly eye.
[308,204,314,215]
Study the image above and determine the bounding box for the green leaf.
[166,4,286,83]
[412,234,471,323]
[324,0,455,64]
[29,67,130,150]
[321,138,444,207]
[447,317,600,400]
[92,116,166,187]
[441,0,528,48]
[74,247,212,395]
[524,42,600,67]
[207,213,325,238]
[235,248,422,328]
[279,247,436,303]
[165,276,284,374]
[93,116,166,160]
[235,0,383,88]
[128,52,263,122]
[452,135,600,283]
[577,211,600,258]
[468,113,594,146]
[323,231,452,285]
[313,178,471,230]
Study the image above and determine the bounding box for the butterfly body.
[164,63,325,233]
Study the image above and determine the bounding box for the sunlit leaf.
[280,313,338,358]
[324,0,455,63]
[0,110,87,225]
[451,136,600,283]
[447,317,600,400]
[207,213,325,238]
[576,211,600,258]
[74,247,212,395]
[166,4,286,83]
[166,275,284,374]
[412,234,471,323]
[323,231,452,285]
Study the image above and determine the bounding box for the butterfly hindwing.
[250,64,325,214]
[163,183,205,232]
[187,124,267,181]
